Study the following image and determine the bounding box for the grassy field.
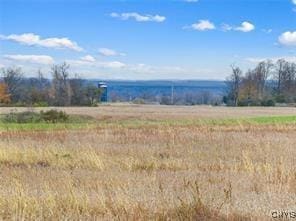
[0,105,295,220]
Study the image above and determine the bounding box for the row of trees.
[225,59,296,106]
[0,63,102,106]
[1,59,295,107]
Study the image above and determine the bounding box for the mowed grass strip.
[105,115,296,127]
[0,122,96,131]
[248,115,296,124]
[0,114,295,131]
[0,112,97,131]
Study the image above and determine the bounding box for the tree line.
[225,59,296,106]
[0,63,102,106]
[1,59,295,107]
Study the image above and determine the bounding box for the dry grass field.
[0,104,295,220]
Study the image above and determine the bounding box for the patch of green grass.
[104,115,296,128]
[0,111,97,131]
[199,116,296,126]
[247,115,296,124]
[1,114,295,131]
[0,122,97,131]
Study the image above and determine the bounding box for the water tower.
[98,82,108,102]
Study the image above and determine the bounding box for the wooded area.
[225,59,296,106]
[0,63,102,106]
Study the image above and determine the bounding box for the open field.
[1,104,296,120]
[0,105,295,220]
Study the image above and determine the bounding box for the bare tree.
[225,59,295,105]
[239,70,257,105]
[253,60,273,99]
[70,74,86,106]
[51,63,72,106]
[29,69,51,105]
[226,65,243,106]
[274,59,286,96]
[1,67,23,103]
[286,62,296,101]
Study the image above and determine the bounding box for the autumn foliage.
[0,82,11,104]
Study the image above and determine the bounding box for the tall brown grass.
[0,106,295,220]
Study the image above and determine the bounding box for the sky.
[1,0,296,80]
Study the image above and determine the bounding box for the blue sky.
[1,0,296,80]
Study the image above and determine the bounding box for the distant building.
[98,82,108,102]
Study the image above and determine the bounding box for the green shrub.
[275,94,286,103]
[261,99,275,107]
[1,110,70,124]
[40,110,69,123]
[133,98,146,104]
[33,102,49,107]
[2,111,42,123]
[238,99,260,106]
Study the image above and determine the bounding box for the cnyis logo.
[271,210,296,219]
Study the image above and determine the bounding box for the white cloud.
[99,48,126,57]
[3,54,54,64]
[99,61,126,68]
[292,0,296,5]
[80,55,96,62]
[278,31,296,46]
[110,12,166,23]
[0,33,83,51]
[235,21,255,32]
[246,57,270,63]
[67,58,191,74]
[222,21,255,32]
[66,60,94,66]
[190,20,215,31]
[0,56,222,79]
[123,63,221,79]
[67,57,126,69]
[128,63,185,75]
[246,56,296,63]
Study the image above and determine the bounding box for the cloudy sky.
[1,0,296,80]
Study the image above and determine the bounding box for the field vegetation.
[0,105,295,220]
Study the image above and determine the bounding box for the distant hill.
[90,80,226,102]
